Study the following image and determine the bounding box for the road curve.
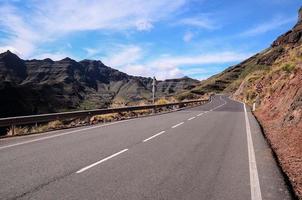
[0,95,292,200]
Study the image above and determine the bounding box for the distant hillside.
[186,7,301,97]
[0,52,199,117]
[183,7,302,198]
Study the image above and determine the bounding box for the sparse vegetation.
[175,91,195,101]
[7,126,29,136]
[281,63,295,73]
[7,120,64,136]
[245,89,257,104]
[155,98,170,105]
[79,100,99,110]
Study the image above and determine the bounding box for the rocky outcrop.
[0,52,199,117]
[0,51,27,83]
[272,8,302,47]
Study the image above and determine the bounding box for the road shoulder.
[247,107,293,199]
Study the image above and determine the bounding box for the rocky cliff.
[0,52,199,117]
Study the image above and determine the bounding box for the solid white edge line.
[243,103,262,200]
[171,122,184,128]
[197,113,204,116]
[143,131,165,142]
[76,149,128,174]
[188,117,195,121]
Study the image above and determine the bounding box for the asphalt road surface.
[0,95,292,200]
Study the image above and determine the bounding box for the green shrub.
[281,64,295,73]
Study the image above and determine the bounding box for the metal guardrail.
[0,99,208,128]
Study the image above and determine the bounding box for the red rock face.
[254,67,302,198]
[231,8,302,197]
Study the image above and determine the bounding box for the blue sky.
[0,0,301,80]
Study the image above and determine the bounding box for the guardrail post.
[87,112,92,125]
[11,124,15,136]
[252,102,256,111]
[152,107,156,114]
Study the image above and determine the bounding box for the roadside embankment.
[234,66,302,199]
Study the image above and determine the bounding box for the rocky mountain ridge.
[0,51,199,117]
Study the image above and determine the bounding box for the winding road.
[0,95,292,199]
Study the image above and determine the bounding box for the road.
[0,95,292,200]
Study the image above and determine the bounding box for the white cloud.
[124,64,184,80]
[0,0,187,57]
[122,64,153,77]
[0,5,39,57]
[84,48,100,58]
[183,31,194,42]
[102,45,143,67]
[102,46,252,80]
[136,19,153,31]
[150,52,251,70]
[178,16,216,29]
[147,51,252,80]
[0,46,21,55]
[240,16,296,37]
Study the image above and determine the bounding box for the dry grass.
[7,126,30,136]
[90,109,153,125]
[7,120,64,136]
[91,113,120,123]
[155,98,170,105]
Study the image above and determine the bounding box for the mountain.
[0,52,199,117]
[183,7,302,199]
[188,8,302,96]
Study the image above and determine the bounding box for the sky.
[0,0,301,80]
